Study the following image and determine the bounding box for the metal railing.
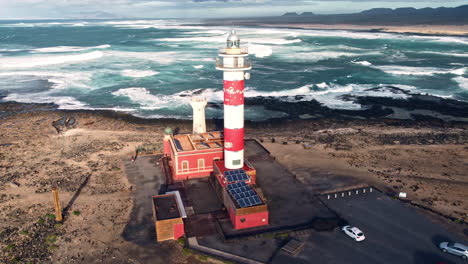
[216,57,252,69]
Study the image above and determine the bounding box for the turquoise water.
[0,19,467,120]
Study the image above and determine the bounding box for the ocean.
[0,19,467,121]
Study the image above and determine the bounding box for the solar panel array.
[224,169,250,183]
[227,182,262,208]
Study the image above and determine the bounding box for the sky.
[0,0,466,19]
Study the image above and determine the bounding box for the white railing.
[216,57,252,69]
[218,47,249,54]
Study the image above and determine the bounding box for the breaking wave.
[0,51,104,69]
[375,66,466,76]
[32,45,110,53]
[454,76,468,90]
[121,70,159,78]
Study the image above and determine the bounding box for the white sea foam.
[121,70,159,78]
[193,65,204,69]
[112,87,194,109]
[248,44,273,58]
[3,93,91,110]
[418,51,468,58]
[352,60,372,66]
[0,51,104,69]
[375,66,466,76]
[0,71,92,89]
[107,51,178,64]
[283,51,379,62]
[454,76,468,90]
[32,45,110,53]
[316,82,328,89]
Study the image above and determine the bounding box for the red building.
[163,130,224,181]
[152,191,186,242]
[213,160,269,230]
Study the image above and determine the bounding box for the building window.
[240,218,246,223]
[233,159,241,166]
[198,159,205,170]
[214,157,220,161]
[182,161,189,172]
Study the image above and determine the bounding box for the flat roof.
[172,131,224,152]
[153,194,181,220]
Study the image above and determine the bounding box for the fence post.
[52,188,63,222]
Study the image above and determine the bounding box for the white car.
[439,242,468,259]
[341,225,365,241]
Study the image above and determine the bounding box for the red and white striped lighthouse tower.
[216,30,252,169]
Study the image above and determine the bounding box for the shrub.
[45,213,55,220]
[4,244,15,251]
[45,234,57,245]
[72,210,81,216]
[19,230,29,236]
[182,248,193,256]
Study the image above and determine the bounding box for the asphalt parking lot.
[273,190,467,264]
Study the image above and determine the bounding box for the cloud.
[0,0,466,19]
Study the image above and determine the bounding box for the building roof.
[172,131,224,153]
[153,194,181,220]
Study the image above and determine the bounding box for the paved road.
[273,190,467,264]
[122,155,165,246]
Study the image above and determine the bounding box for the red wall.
[173,223,185,240]
[171,151,223,181]
[234,211,269,230]
[163,139,171,156]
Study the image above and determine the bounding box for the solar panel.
[239,199,246,208]
[253,195,261,204]
[174,139,183,151]
[227,181,263,208]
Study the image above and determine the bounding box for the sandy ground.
[261,127,468,223]
[0,110,467,263]
[0,111,203,264]
[259,23,468,35]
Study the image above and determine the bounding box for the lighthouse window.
[233,160,241,166]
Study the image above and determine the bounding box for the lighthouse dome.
[227,30,240,48]
[227,30,240,42]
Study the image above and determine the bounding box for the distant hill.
[66,11,125,19]
[282,12,299,16]
[207,4,468,26]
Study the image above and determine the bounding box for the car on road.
[439,242,468,259]
[341,225,365,241]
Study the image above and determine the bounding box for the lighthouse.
[216,30,252,170]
